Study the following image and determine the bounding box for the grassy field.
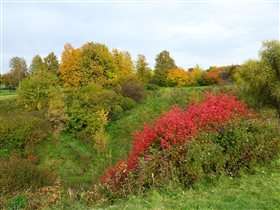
[0,90,17,100]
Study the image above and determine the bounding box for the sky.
[1,0,279,74]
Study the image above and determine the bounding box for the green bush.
[213,119,280,174]
[109,105,124,121]
[17,70,58,111]
[46,88,69,137]
[0,158,55,194]
[67,83,122,132]
[145,84,160,91]
[120,97,136,111]
[0,111,51,158]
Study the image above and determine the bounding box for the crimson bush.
[97,92,279,201]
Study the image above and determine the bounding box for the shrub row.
[94,92,279,201]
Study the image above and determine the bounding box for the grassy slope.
[36,87,210,187]
[36,133,98,187]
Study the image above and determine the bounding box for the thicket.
[0,100,51,158]
[235,40,280,120]
[0,158,55,194]
[87,92,279,202]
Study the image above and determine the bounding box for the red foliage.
[100,92,251,184]
[204,72,221,85]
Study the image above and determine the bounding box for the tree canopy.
[236,40,280,119]
[154,50,176,86]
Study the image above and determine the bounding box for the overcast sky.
[1,0,279,73]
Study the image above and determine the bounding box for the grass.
[35,133,109,188]
[0,90,17,100]
[93,158,280,210]
[0,89,17,96]
[47,157,280,210]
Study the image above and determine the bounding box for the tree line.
[0,42,238,90]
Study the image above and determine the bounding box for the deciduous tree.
[17,70,58,111]
[3,57,28,88]
[236,40,280,121]
[154,50,176,86]
[44,52,60,75]
[167,67,189,87]
[60,43,83,89]
[112,49,134,79]
[136,54,151,83]
[29,55,47,74]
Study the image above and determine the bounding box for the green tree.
[17,70,58,111]
[29,55,47,74]
[44,52,60,75]
[112,49,134,79]
[154,50,176,86]
[79,42,116,86]
[235,40,280,121]
[2,73,15,90]
[136,54,151,83]
[5,57,28,88]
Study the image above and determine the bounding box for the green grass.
[92,158,280,210]
[0,89,17,96]
[0,90,17,100]
[36,133,98,188]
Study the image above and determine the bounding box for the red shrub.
[100,92,251,184]
[203,72,221,85]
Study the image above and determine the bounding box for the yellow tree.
[167,67,189,86]
[186,65,204,86]
[208,66,220,73]
[60,43,83,89]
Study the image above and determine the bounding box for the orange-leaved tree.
[167,67,189,86]
[60,43,83,89]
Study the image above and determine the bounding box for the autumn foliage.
[100,92,251,184]
[167,68,189,87]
